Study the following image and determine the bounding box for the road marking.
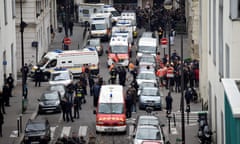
[10,130,18,138]
[61,126,71,137]
[128,125,135,136]
[78,126,88,137]
[171,127,178,135]
[51,126,57,139]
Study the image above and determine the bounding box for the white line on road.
[61,126,71,137]
[51,126,57,139]
[78,126,88,137]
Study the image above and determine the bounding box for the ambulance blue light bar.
[53,49,63,53]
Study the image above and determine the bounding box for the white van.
[90,13,112,40]
[120,11,137,26]
[102,5,121,24]
[94,85,127,133]
[30,48,99,81]
[78,3,104,26]
[111,26,133,45]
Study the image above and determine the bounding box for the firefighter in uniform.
[75,81,85,110]
[109,65,117,84]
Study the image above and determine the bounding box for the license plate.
[148,103,154,106]
[104,128,117,132]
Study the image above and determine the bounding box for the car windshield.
[98,103,124,114]
[42,92,59,100]
[51,72,70,81]
[26,123,46,131]
[142,88,160,96]
[111,46,128,54]
[138,118,159,126]
[38,57,49,67]
[137,73,156,80]
[50,85,65,92]
[136,127,161,140]
[111,11,120,16]
[139,46,156,53]
[140,83,156,89]
[140,56,155,63]
[91,24,106,30]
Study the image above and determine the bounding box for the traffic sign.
[64,37,71,45]
[161,38,168,45]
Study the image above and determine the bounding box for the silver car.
[139,87,162,110]
[138,54,156,68]
[137,82,157,96]
[133,125,164,144]
[49,84,66,98]
[86,38,103,56]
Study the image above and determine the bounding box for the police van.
[30,48,99,81]
[101,5,121,25]
[94,85,127,133]
[116,18,138,38]
[137,37,158,58]
[107,35,131,67]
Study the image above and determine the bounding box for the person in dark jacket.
[66,100,74,122]
[125,92,133,118]
[185,88,193,105]
[34,66,43,87]
[73,96,80,119]
[2,83,10,107]
[88,74,95,96]
[93,82,101,107]
[60,97,67,122]
[118,66,127,86]
[0,112,3,137]
[21,63,29,84]
[69,20,74,36]
[6,73,14,97]
[165,92,173,116]
[0,91,5,114]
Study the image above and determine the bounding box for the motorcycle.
[197,112,213,144]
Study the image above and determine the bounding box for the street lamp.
[163,0,173,64]
[20,0,28,113]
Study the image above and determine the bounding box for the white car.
[136,70,157,86]
[49,68,73,86]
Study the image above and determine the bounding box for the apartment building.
[0,0,17,87]
[199,0,240,143]
[15,0,57,74]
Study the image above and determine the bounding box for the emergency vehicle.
[111,26,133,45]
[30,48,99,81]
[90,13,112,40]
[101,5,121,24]
[107,36,131,67]
[77,3,104,26]
[116,18,138,38]
[93,85,127,133]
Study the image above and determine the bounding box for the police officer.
[125,91,133,118]
[73,96,80,119]
[93,82,101,107]
[118,66,127,86]
[75,81,85,110]
[34,66,43,87]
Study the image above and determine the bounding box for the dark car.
[38,90,61,114]
[23,119,51,144]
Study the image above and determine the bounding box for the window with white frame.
[230,0,240,20]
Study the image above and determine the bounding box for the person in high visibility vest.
[156,66,167,87]
[156,52,161,68]
[166,64,175,91]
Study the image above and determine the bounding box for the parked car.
[86,38,103,56]
[38,90,61,114]
[137,82,157,97]
[138,87,162,110]
[133,125,164,144]
[48,84,66,98]
[136,70,157,86]
[23,119,51,144]
[137,54,156,68]
[49,68,73,86]
[136,115,161,127]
